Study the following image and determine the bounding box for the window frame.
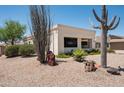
[64,37,78,48]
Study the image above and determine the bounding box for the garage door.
[110,42,124,50]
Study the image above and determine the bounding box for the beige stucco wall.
[0,45,5,55]
[25,39,33,44]
[51,24,96,55]
[50,28,59,55]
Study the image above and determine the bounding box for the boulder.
[107,67,120,75]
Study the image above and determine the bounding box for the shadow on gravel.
[55,59,67,63]
[106,66,124,76]
[118,66,124,72]
[107,66,124,72]
[21,55,37,58]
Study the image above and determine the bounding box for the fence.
[0,45,5,56]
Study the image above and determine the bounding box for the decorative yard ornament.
[47,51,58,66]
[91,5,120,68]
[29,5,52,63]
[84,60,97,72]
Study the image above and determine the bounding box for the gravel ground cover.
[0,54,124,87]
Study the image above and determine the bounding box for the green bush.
[73,49,87,62]
[5,45,20,57]
[19,44,35,57]
[56,53,71,58]
[85,49,100,55]
[65,50,74,56]
[107,48,115,53]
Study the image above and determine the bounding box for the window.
[95,43,101,48]
[107,43,109,47]
[95,43,109,48]
[81,41,88,48]
[64,37,77,47]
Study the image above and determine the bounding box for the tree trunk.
[11,39,14,45]
[37,41,46,63]
[4,41,7,45]
[101,30,107,68]
[40,41,46,63]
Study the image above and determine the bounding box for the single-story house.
[0,43,5,56]
[23,36,33,44]
[96,35,124,50]
[50,24,96,55]
[24,24,124,55]
[95,36,110,49]
[109,35,124,50]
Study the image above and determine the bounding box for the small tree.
[4,20,26,45]
[0,20,26,45]
[29,5,51,63]
[0,28,8,44]
[91,5,120,68]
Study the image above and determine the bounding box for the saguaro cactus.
[92,5,120,68]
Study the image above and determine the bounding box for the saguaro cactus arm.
[102,5,106,19]
[108,16,117,28]
[89,17,101,30]
[109,17,120,30]
[92,9,104,24]
[105,10,108,24]
[93,26,101,29]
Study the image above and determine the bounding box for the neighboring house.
[23,36,33,44]
[15,40,25,45]
[0,40,24,56]
[109,35,124,50]
[95,36,110,49]
[96,35,124,50]
[50,24,96,55]
[0,43,5,56]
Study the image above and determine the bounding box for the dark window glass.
[95,43,101,48]
[64,37,77,47]
[107,43,109,47]
[81,41,88,48]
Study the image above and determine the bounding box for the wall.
[110,42,124,50]
[50,29,59,55]
[0,46,5,56]
[57,24,96,54]
[26,39,33,44]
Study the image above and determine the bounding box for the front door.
[81,41,88,48]
[81,39,92,48]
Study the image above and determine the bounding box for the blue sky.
[0,5,123,36]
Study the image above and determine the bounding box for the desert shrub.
[19,44,35,57]
[65,50,74,56]
[56,53,71,58]
[73,49,87,62]
[5,45,20,57]
[107,48,115,53]
[85,49,101,55]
